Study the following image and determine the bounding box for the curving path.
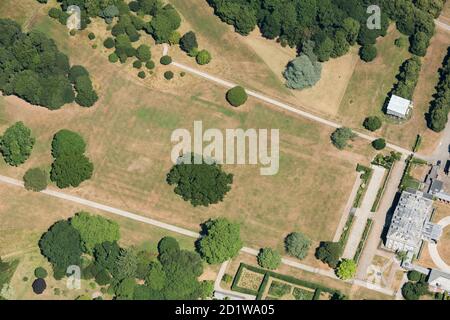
[428,216,450,273]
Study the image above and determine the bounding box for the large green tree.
[284,232,311,260]
[0,121,35,166]
[283,55,322,90]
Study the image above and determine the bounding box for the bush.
[34,267,48,279]
[108,53,119,63]
[402,281,429,300]
[69,30,76,36]
[136,44,151,62]
[51,129,86,158]
[222,273,233,284]
[359,45,377,62]
[372,138,386,150]
[104,37,115,49]
[180,31,198,53]
[315,242,342,268]
[196,50,212,65]
[363,116,382,131]
[283,55,322,89]
[226,86,248,107]
[133,60,142,69]
[164,71,174,80]
[50,153,94,188]
[158,237,180,255]
[138,71,146,79]
[284,232,311,260]
[330,127,356,150]
[145,60,155,70]
[0,122,35,166]
[23,168,48,192]
[257,248,281,270]
[160,55,172,65]
[169,31,181,45]
[32,278,46,294]
[88,32,95,40]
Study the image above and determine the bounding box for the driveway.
[428,217,450,273]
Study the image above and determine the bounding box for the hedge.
[354,164,373,208]
[312,288,321,300]
[353,219,373,263]
[232,263,342,300]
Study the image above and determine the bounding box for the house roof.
[428,269,450,291]
[387,95,412,116]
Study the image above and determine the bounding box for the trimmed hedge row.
[353,219,373,263]
[354,164,373,208]
[232,263,342,300]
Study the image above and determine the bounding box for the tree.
[196,50,212,65]
[88,32,95,40]
[164,71,174,80]
[115,249,138,280]
[136,44,151,62]
[401,281,429,300]
[150,5,181,43]
[330,127,356,150]
[166,154,233,207]
[39,220,83,274]
[257,248,281,270]
[95,269,111,285]
[363,116,382,131]
[133,60,142,69]
[208,0,257,35]
[0,122,35,166]
[115,278,136,299]
[74,75,98,107]
[138,71,146,79]
[104,37,115,48]
[158,237,180,255]
[34,267,48,279]
[160,55,172,65]
[407,270,423,282]
[94,241,121,275]
[32,278,47,294]
[199,280,214,299]
[179,31,198,53]
[70,212,120,253]
[226,86,248,107]
[410,31,430,57]
[68,65,89,83]
[315,242,342,268]
[360,45,377,62]
[284,232,311,260]
[372,138,386,150]
[50,153,94,188]
[283,55,322,90]
[342,17,360,45]
[336,259,356,280]
[109,53,119,63]
[51,129,86,158]
[314,36,334,62]
[23,168,47,192]
[145,261,166,290]
[197,218,243,264]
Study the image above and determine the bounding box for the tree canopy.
[363,116,382,131]
[284,232,311,260]
[283,54,322,90]
[166,154,233,207]
[330,127,356,150]
[23,168,48,192]
[0,121,35,166]
[197,218,243,264]
[257,248,281,270]
[226,86,248,107]
[336,259,356,280]
[315,241,342,268]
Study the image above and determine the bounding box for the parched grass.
[237,269,264,292]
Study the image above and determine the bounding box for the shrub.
[145,60,155,70]
[168,31,181,45]
[407,270,422,282]
[160,55,172,65]
[136,44,151,62]
[315,242,342,268]
[180,72,186,77]
[222,274,233,284]
[402,281,429,300]
[257,248,281,270]
[336,259,356,280]
[198,218,243,264]
[372,138,386,150]
[69,30,76,36]
[164,71,174,80]
[103,37,115,49]
[23,168,48,192]
[284,232,311,260]
[330,127,356,150]
[196,49,212,65]
[363,116,382,131]
[51,129,86,158]
[88,32,95,40]
[138,71,146,79]
[359,45,377,62]
[0,122,35,166]
[283,55,322,89]
[34,267,48,279]
[50,153,94,188]
[133,60,142,69]
[180,31,198,53]
[32,278,46,294]
[108,53,119,63]
[226,86,248,107]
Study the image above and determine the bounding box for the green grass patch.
[0,259,19,294]
[135,107,181,129]
[292,287,315,300]
[268,280,292,297]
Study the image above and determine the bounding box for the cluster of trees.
[428,47,450,132]
[390,57,422,101]
[0,122,35,166]
[330,127,356,150]
[402,270,429,300]
[315,241,357,279]
[179,31,212,65]
[166,153,233,207]
[0,19,97,109]
[39,212,215,300]
[207,0,389,62]
[50,129,94,188]
[284,41,322,89]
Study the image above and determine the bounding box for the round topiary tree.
[226,86,248,107]
[32,278,47,294]
[372,138,386,150]
[336,259,356,280]
[88,32,95,40]
[363,116,382,131]
[160,55,172,65]
[34,267,48,279]
[23,168,48,192]
[196,50,212,65]
[145,60,155,70]
[103,37,115,49]
[360,45,377,62]
[257,248,281,270]
[133,60,142,69]
[407,270,422,282]
[164,71,174,80]
[284,232,311,260]
[108,53,119,63]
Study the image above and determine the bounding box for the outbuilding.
[386,95,413,119]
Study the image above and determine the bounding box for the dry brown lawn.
[437,226,450,265]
